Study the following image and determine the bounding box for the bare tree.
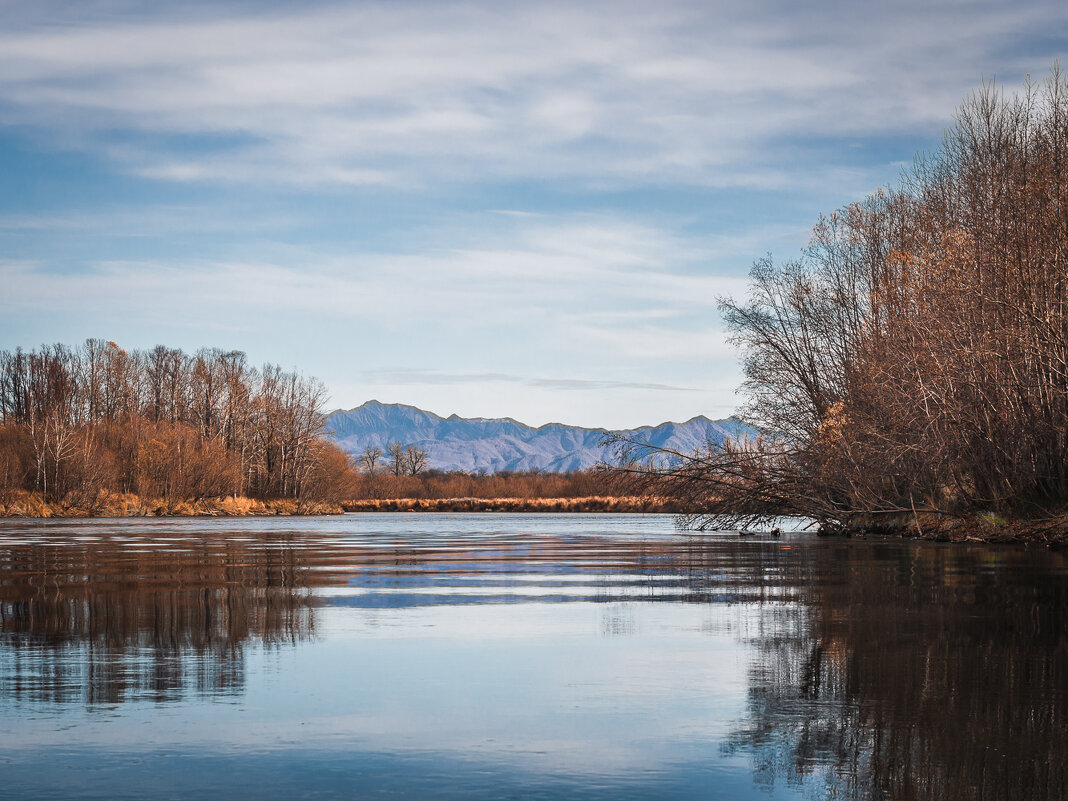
[387,441,405,476]
[404,444,428,476]
[359,446,382,476]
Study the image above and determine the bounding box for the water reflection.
[0,523,808,708]
[330,534,805,607]
[0,516,1065,801]
[0,532,316,703]
[727,540,1068,801]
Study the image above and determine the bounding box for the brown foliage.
[0,423,31,502]
[134,421,241,502]
[298,440,359,504]
[346,468,620,502]
[0,341,357,511]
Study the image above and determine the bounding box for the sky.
[1,0,1065,429]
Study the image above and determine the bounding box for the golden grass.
[0,490,343,518]
[341,495,684,513]
[218,495,255,516]
[0,490,677,518]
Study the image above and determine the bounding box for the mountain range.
[325,400,754,473]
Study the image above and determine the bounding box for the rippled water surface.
[1,513,1066,800]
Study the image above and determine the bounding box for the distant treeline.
[342,468,678,513]
[346,468,619,502]
[627,68,1068,535]
[342,496,682,513]
[0,340,352,509]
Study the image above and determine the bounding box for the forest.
[0,341,353,513]
[627,68,1068,538]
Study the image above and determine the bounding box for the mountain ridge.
[325,400,753,473]
[328,399,728,436]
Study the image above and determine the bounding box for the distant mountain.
[325,400,754,473]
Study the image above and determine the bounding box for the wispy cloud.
[1,210,744,334]
[0,1,1060,191]
[365,369,699,392]
[529,378,698,392]
[364,371,522,386]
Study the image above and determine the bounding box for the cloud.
[3,0,1063,427]
[1,210,745,334]
[364,369,699,392]
[0,0,1062,191]
[529,378,698,392]
[0,209,737,427]
[363,371,522,386]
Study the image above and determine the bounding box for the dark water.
[0,514,1065,801]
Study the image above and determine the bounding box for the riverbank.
[7,490,1062,543]
[0,491,344,518]
[830,511,1068,547]
[0,491,686,517]
[341,496,685,513]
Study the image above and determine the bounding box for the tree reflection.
[1,525,1065,801]
[0,533,317,704]
[724,540,1068,801]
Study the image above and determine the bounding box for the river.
[0,513,1064,800]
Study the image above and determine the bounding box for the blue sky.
[1,0,1065,428]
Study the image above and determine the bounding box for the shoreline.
[3,491,1065,545]
[0,491,683,518]
[340,496,687,514]
[826,512,1068,548]
[0,492,344,518]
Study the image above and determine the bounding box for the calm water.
[0,513,1065,801]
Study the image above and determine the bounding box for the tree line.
[624,67,1068,532]
[346,466,619,501]
[0,340,353,507]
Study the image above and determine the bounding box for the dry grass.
[0,489,685,518]
[0,490,56,517]
[341,495,685,513]
[218,495,255,515]
[0,490,343,518]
